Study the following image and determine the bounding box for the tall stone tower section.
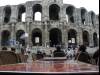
[42,0,64,21]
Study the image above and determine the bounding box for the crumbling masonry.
[0,0,99,48]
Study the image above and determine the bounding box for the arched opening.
[93,32,98,47]
[34,12,41,21]
[1,30,10,46]
[18,5,26,22]
[91,11,95,25]
[32,28,42,46]
[33,4,42,21]
[66,6,75,23]
[16,30,25,46]
[4,6,11,23]
[68,29,77,48]
[49,28,62,47]
[49,4,60,20]
[81,8,86,24]
[83,31,89,46]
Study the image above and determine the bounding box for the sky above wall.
[0,0,99,14]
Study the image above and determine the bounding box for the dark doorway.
[66,6,75,23]
[68,29,77,48]
[93,32,98,47]
[1,30,10,46]
[49,4,60,20]
[32,29,42,46]
[49,28,62,47]
[16,30,25,46]
[4,6,11,23]
[83,31,89,46]
[91,11,95,25]
[81,8,86,24]
[18,5,26,22]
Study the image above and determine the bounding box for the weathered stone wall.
[0,0,99,48]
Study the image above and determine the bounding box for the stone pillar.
[10,6,18,47]
[10,6,18,23]
[88,12,92,26]
[10,23,16,47]
[93,15,97,25]
[65,31,68,48]
[85,12,90,25]
[62,7,67,23]
[42,23,45,47]
[28,31,32,48]
[0,7,4,24]
[59,6,64,22]
[77,29,83,46]
[80,31,83,45]
[26,22,31,48]
[74,8,82,25]
[61,22,68,48]
[42,22,49,47]
[76,31,80,46]
[89,31,94,47]
[26,2,33,22]
[61,28,65,46]
[96,15,99,25]
[63,25,68,48]
[42,5,49,21]
[73,8,77,24]
[25,2,33,47]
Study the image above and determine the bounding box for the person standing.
[75,45,91,63]
[93,49,99,65]
[53,46,66,57]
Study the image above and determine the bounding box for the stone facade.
[0,0,99,48]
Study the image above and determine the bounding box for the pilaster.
[74,8,82,25]
[26,2,33,22]
[89,31,94,47]
[42,22,49,47]
[10,6,18,23]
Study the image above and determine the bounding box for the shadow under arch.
[68,29,77,48]
[4,6,11,23]
[93,32,98,47]
[66,6,75,23]
[17,5,26,22]
[49,28,62,47]
[49,4,60,20]
[16,30,25,46]
[83,31,89,46]
[31,28,42,46]
[80,8,87,24]
[1,30,11,46]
